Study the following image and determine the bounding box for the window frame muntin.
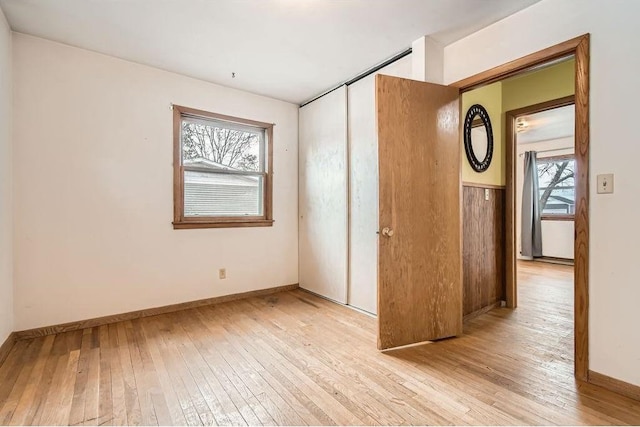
[172,104,274,229]
[537,153,575,221]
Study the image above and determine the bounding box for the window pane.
[181,118,263,172]
[537,158,575,215]
[184,170,263,217]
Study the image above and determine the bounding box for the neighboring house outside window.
[536,154,575,220]
[172,105,273,229]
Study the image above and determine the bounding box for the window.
[536,155,575,220]
[172,105,273,229]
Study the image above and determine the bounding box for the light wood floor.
[1,262,639,425]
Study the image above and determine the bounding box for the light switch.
[597,174,614,194]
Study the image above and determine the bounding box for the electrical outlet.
[597,174,614,194]
[219,268,226,279]
[484,188,490,201]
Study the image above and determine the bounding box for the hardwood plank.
[218,310,359,424]
[8,335,55,426]
[0,338,45,424]
[39,350,79,426]
[28,333,70,425]
[0,332,16,368]
[160,319,232,426]
[169,311,251,426]
[55,350,81,425]
[107,324,128,426]
[145,315,206,426]
[137,320,189,426]
[200,302,376,424]
[1,261,639,425]
[210,304,329,425]
[0,340,30,405]
[115,323,143,426]
[97,325,114,426]
[170,312,263,425]
[246,296,474,425]
[14,284,299,340]
[238,296,452,425]
[123,320,159,426]
[82,333,101,426]
[151,315,214,426]
[189,308,290,425]
[67,329,93,426]
[128,320,173,426]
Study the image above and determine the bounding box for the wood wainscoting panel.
[463,185,505,316]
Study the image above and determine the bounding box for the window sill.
[173,219,274,229]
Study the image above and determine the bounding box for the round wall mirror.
[463,104,494,172]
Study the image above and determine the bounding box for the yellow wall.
[461,58,575,186]
[461,82,502,185]
[502,59,575,112]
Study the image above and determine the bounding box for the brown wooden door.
[376,75,462,350]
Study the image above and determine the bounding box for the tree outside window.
[536,155,575,218]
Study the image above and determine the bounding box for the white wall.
[445,0,640,386]
[0,7,12,343]
[347,55,412,314]
[12,34,299,331]
[298,87,348,303]
[541,221,574,259]
[516,137,574,260]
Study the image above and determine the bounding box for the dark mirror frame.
[463,104,494,172]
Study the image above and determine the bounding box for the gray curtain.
[521,151,542,258]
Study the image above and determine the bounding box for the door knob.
[381,227,394,237]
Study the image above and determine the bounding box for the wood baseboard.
[463,301,502,322]
[534,256,574,266]
[0,332,17,366]
[14,283,299,340]
[589,370,640,402]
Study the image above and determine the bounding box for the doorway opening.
[510,94,577,376]
[509,98,576,266]
[453,35,589,381]
[461,59,577,373]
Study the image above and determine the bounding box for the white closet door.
[299,86,348,303]
[347,56,413,314]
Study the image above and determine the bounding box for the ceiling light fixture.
[516,118,528,133]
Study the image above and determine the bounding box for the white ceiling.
[517,104,575,144]
[0,0,540,104]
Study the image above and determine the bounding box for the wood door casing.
[453,34,590,382]
[376,75,463,350]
